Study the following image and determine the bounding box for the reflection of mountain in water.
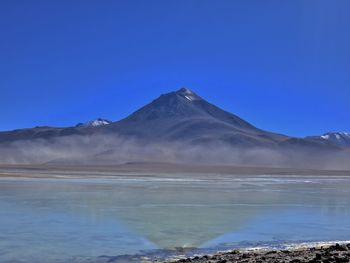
[118,206,259,248]
[1,176,286,249]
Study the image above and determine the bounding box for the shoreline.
[1,163,350,178]
[166,243,350,263]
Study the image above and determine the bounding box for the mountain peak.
[176,87,194,94]
[119,88,263,136]
[321,131,350,139]
[76,118,112,128]
[306,131,350,148]
[175,87,202,102]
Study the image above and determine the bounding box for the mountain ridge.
[306,132,350,148]
[0,88,348,151]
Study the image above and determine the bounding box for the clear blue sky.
[0,0,349,137]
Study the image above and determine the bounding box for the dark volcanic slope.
[102,88,288,146]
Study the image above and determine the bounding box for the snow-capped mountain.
[76,118,112,128]
[317,132,350,147]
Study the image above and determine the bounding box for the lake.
[0,174,350,262]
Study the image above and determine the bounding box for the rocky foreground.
[170,243,350,263]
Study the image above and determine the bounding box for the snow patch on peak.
[176,88,201,102]
[76,118,112,127]
[319,132,350,147]
[184,95,195,101]
[322,132,350,138]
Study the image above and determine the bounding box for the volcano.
[101,88,288,147]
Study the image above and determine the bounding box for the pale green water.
[0,175,350,262]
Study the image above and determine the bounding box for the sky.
[0,0,349,137]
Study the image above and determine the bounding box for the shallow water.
[0,174,350,262]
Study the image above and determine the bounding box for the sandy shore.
[168,243,350,263]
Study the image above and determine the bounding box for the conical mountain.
[103,88,287,146]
